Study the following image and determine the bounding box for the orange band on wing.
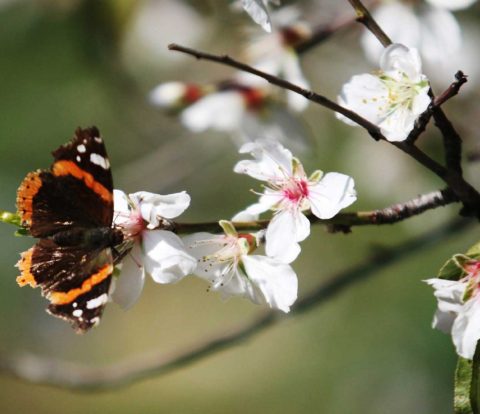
[52,160,112,203]
[16,248,37,288]
[48,263,113,305]
[16,172,42,226]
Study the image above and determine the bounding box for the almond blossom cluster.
[112,140,356,314]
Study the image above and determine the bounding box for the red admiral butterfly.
[16,127,123,333]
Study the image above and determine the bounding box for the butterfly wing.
[17,127,114,238]
[16,127,117,332]
[17,239,113,333]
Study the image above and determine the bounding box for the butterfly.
[16,127,123,333]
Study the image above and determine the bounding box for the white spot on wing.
[77,144,86,153]
[73,302,77,308]
[76,155,81,162]
[90,317,100,326]
[94,137,102,143]
[86,293,108,309]
[73,309,83,317]
[90,153,110,170]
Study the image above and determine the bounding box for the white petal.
[149,82,187,107]
[234,139,293,181]
[113,189,132,226]
[181,92,246,132]
[232,210,260,222]
[143,230,197,284]
[183,232,229,280]
[243,255,298,312]
[337,74,390,126]
[265,210,307,263]
[412,85,432,116]
[130,191,190,225]
[245,190,284,216]
[219,269,263,304]
[309,173,356,219]
[378,105,418,142]
[241,0,272,32]
[380,43,423,81]
[452,299,480,359]
[111,245,146,310]
[425,278,465,333]
[425,0,477,11]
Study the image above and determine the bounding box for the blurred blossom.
[361,0,478,86]
[234,140,356,263]
[243,7,312,112]
[150,78,311,151]
[426,259,480,359]
[237,0,281,32]
[149,81,207,111]
[111,189,196,309]
[122,0,207,68]
[184,221,298,313]
[338,43,431,142]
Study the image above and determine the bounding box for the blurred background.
[0,0,479,412]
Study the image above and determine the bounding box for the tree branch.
[168,43,480,216]
[0,218,469,391]
[168,43,384,140]
[174,188,458,234]
[347,0,392,47]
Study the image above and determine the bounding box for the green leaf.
[471,341,480,414]
[455,357,473,414]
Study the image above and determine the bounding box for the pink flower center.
[461,260,480,299]
[282,179,309,203]
[119,209,146,240]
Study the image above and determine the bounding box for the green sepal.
[14,228,29,237]
[309,170,323,183]
[219,220,237,237]
[0,210,22,227]
[438,254,471,281]
[466,243,480,260]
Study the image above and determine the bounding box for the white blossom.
[185,221,297,312]
[111,190,197,309]
[426,260,480,359]
[234,140,356,263]
[338,43,431,142]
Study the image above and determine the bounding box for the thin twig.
[430,72,468,174]
[347,0,392,47]
[295,12,357,54]
[168,43,384,140]
[433,71,468,108]
[174,188,458,234]
[0,218,469,391]
[294,0,382,54]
